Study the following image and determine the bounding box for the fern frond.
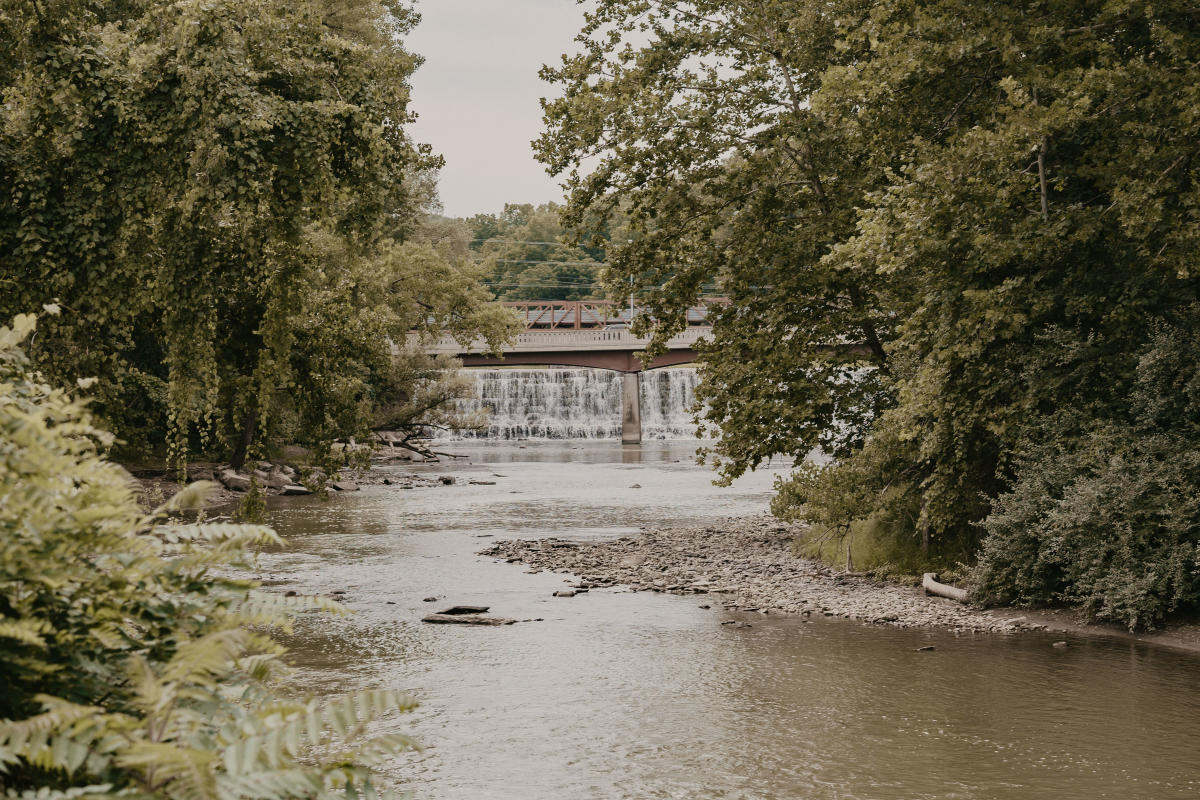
[154,481,214,515]
[1,785,114,800]
[0,619,48,647]
[214,768,324,800]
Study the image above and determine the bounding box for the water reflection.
[261,441,1200,800]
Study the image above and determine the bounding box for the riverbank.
[481,513,1200,652]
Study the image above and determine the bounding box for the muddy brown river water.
[260,441,1200,800]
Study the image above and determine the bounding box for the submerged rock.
[437,605,490,615]
[422,613,515,626]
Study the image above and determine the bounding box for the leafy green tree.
[0,312,417,797]
[536,0,893,477]
[539,0,1200,621]
[1,0,505,470]
[469,203,604,301]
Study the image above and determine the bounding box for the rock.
[422,614,515,626]
[330,480,360,492]
[386,601,396,605]
[630,483,641,489]
[439,475,456,485]
[280,484,312,496]
[382,477,393,485]
[469,479,497,485]
[917,645,936,652]
[437,605,490,615]
[553,590,576,598]
[284,590,297,597]
[699,604,711,609]
[219,470,251,491]
[265,471,291,490]
[1052,640,1069,648]
[422,596,439,602]
[252,468,271,481]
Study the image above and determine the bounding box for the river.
[260,441,1200,800]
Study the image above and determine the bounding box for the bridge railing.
[418,325,711,355]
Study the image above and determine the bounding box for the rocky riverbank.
[480,515,1038,633]
[482,515,1200,650]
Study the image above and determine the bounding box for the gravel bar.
[480,514,1045,634]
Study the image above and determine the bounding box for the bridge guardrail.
[414,326,711,355]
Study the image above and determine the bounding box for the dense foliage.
[465,203,607,301]
[0,313,416,798]
[0,0,512,468]
[539,0,1200,626]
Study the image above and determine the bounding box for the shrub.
[0,313,416,798]
[972,314,1200,630]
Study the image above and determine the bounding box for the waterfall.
[453,368,701,440]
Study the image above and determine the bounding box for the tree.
[469,203,604,301]
[0,311,418,797]
[536,0,894,481]
[538,0,1200,621]
[0,0,507,470]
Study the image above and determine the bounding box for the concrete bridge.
[421,326,710,444]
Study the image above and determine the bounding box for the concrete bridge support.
[621,372,641,444]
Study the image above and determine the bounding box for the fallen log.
[922,572,969,603]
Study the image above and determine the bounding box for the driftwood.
[922,572,969,603]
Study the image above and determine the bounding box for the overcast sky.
[405,0,588,218]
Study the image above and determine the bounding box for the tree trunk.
[229,406,258,469]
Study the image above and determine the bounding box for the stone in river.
[917,645,936,652]
[437,605,490,615]
[330,480,359,492]
[422,614,515,626]
[280,484,312,495]
[439,475,456,485]
[219,470,251,491]
[553,590,577,597]
[469,479,496,485]
[1052,640,1069,648]
[422,596,439,602]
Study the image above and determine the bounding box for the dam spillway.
[455,367,700,440]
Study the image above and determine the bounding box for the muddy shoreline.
[482,513,1200,655]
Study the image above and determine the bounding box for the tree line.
[538,0,1200,628]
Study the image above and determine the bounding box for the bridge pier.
[621,372,641,444]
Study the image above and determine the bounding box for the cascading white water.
[454,368,701,440]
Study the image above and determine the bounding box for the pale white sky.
[406,0,587,218]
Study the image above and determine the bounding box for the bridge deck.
[417,327,710,373]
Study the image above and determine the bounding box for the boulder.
[219,471,251,492]
[438,475,456,485]
[330,480,360,492]
[280,484,312,496]
[553,590,576,598]
[265,471,291,490]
